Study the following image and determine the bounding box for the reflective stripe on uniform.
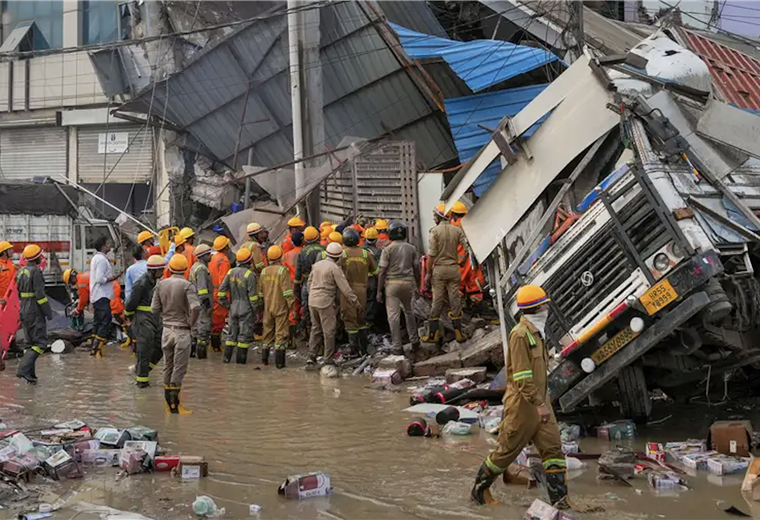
[255,262,265,269]
[274,344,287,350]
[225,340,237,346]
[513,370,533,381]
[249,295,259,302]
[237,342,251,349]
[125,311,135,317]
[36,297,48,305]
[198,289,209,295]
[542,458,567,469]
[136,375,150,383]
[485,456,505,474]
[149,363,157,369]
[137,305,152,312]
[283,289,294,297]
[510,324,536,346]
[31,346,44,355]
[244,270,252,278]
[218,291,228,297]
[20,292,35,298]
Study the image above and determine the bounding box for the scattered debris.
[709,421,753,457]
[192,495,225,517]
[278,472,332,499]
[524,498,575,520]
[717,500,751,517]
[445,367,487,384]
[597,420,636,441]
[441,421,472,436]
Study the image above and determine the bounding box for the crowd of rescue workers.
[0,201,569,509]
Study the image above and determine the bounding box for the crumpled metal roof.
[443,84,548,196]
[389,22,558,92]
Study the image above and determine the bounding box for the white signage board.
[98,132,129,154]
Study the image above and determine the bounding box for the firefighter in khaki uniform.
[340,228,377,356]
[470,285,567,508]
[218,248,260,364]
[258,246,294,368]
[189,244,213,359]
[423,204,467,344]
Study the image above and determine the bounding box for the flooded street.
[0,349,756,520]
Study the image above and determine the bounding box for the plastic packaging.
[566,457,585,470]
[249,504,262,515]
[192,495,225,517]
[441,421,472,435]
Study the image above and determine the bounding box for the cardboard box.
[372,368,403,386]
[709,421,753,457]
[126,426,158,442]
[647,472,683,489]
[179,456,208,479]
[123,441,158,461]
[55,419,86,430]
[646,443,666,463]
[681,451,718,471]
[524,498,575,520]
[94,428,130,448]
[278,472,332,499]
[155,455,180,472]
[80,449,121,467]
[119,449,146,475]
[597,420,636,441]
[707,456,749,475]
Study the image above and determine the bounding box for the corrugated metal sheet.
[444,84,548,195]
[78,125,154,183]
[681,28,760,110]
[0,127,67,181]
[374,1,447,38]
[389,22,557,92]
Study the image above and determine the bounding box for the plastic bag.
[192,495,226,517]
[442,421,472,435]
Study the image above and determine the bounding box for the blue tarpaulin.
[444,84,549,195]
[389,22,558,92]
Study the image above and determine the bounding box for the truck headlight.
[653,253,670,272]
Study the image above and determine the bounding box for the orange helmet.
[213,235,230,251]
[287,217,306,228]
[168,254,189,273]
[328,231,343,244]
[303,226,319,242]
[267,245,283,261]
[236,248,253,265]
[23,244,42,261]
[319,221,333,231]
[516,285,550,310]
[320,226,334,240]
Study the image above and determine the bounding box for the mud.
[0,349,756,519]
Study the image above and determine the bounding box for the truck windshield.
[85,226,113,250]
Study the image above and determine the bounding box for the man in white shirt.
[89,235,120,358]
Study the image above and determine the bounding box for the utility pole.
[288,0,307,218]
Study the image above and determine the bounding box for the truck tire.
[617,365,652,424]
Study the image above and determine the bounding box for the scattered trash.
[406,417,432,437]
[741,457,760,501]
[707,455,750,475]
[278,472,332,499]
[180,456,209,479]
[435,406,460,425]
[524,498,575,520]
[372,368,403,387]
[249,504,262,515]
[403,403,480,423]
[597,420,636,441]
[709,421,753,456]
[561,441,579,455]
[192,495,225,517]
[155,455,181,471]
[716,500,751,517]
[559,423,581,442]
[604,492,620,500]
[566,457,585,470]
[483,416,501,434]
[647,471,686,490]
[441,421,472,436]
[320,365,339,378]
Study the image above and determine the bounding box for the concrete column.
[62,1,83,49]
[68,126,78,183]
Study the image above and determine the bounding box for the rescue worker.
[374,219,391,249]
[0,241,16,303]
[218,248,260,364]
[209,235,232,351]
[341,228,377,356]
[363,228,382,326]
[165,234,190,279]
[189,244,213,359]
[243,223,269,274]
[16,245,52,384]
[294,226,324,334]
[349,217,366,246]
[258,246,294,368]
[328,231,343,246]
[306,242,360,367]
[377,221,420,354]
[63,268,89,330]
[423,204,467,344]
[151,254,200,415]
[320,226,333,247]
[137,230,156,252]
[111,280,131,349]
[281,217,306,254]
[126,255,166,388]
[450,201,486,312]
[470,285,567,508]
[125,247,149,301]
[89,236,120,358]
[179,227,196,267]
[319,221,333,234]
[284,232,304,346]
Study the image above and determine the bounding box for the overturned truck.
[447,41,760,421]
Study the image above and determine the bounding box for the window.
[85,225,111,250]
[82,1,119,45]
[1,1,63,49]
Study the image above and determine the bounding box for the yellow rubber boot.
[164,385,172,414]
[171,386,193,415]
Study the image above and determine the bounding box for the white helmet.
[326,242,343,258]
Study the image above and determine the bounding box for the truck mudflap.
[558,291,710,412]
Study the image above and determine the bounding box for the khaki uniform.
[189,261,212,350]
[484,317,564,475]
[429,220,466,319]
[340,246,377,333]
[307,258,359,363]
[379,240,419,350]
[243,240,268,274]
[258,263,294,351]
[219,266,259,362]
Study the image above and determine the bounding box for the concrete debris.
[412,328,503,376]
[445,367,487,384]
[378,355,413,380]
[413,352,463,377]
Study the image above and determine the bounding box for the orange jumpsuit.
[183,244,197,269]
[75,272,90,313]
[210,251,231,334]
[350,224,365,246]
[451,217,484,303]
[0,258,17,300]
[110,281,125,318]
[284,245,303,325]
[281,233,295,255]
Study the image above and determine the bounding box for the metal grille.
[78,125,154,183]
[0,127,67,181]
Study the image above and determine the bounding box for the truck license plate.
[640,279,679,315]
[591,327,639,365]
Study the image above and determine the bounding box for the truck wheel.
[617,365,652,424]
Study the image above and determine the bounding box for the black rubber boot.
[546,467,569,509]
[421,319,442,344]
[16,349,38,384]
[170,386,192,415]
[347,332,360,357]
[164,385,173,414]
[222,346,234,364]
[211,333,222,352]
[89,336,104,357]
[236,347,249,364]
[136,381,150,389]
[196,340,208,360]
[451,315,467,343]
[358,329,369,356]
[470,462,501,505]
[289,324,297,349]
[261,347,270,365]
[275,349,286,369]
[190,339,197,358]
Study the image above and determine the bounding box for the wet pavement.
[0,348,757,520]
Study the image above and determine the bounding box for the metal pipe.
[244,148,254,209]
[288,0,306,216]
[490,254,511,368]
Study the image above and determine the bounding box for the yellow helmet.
[328,231,343,244]
[0,241,12,255]
[213,235,230,251]
[147,255,167,270]
[62,268,75,285]
[179,227,195,240]
[374,219,389,231]
[364,227,379,240]
[303,226,319,242]
[194,244,212,258]
[267,245,283,261]
[434,203,450,219]
[236,248,253,265]
[452,201,468,215]
[175,234,186,247]
[287,217,306,228]
[137,230,154,245]
[168,253,189,273]
[319,221,333,231]
[516,285,550,310]
[246,222,262,235]
[22,244,42,261]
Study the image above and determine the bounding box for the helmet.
[175,234,186,247]
[22,244,42,261]
[364,227,379,241]
[179,227,195,240]
[303,226,319,242]
[516,285,550,310]
[452,201,468,215]
[246,222,262,235]
[320,226,333,240]
[236,248,253,265]
[328,231,343,244]
[326,242,343,258]
[168,254,189,274]
[194,244,212,258]
[148,246,162,257]
[287,216,306,228]
[374,219,389,231]
[137,230,154,245]
[0,241,12,255]
[62,268,75,285]
[267,245,283,261]
[320,221,333,231]
[342,228,360,247]
[213,235,230,251]
[434,204,450,220]
[389,220,408,241]
[147,255,167,270]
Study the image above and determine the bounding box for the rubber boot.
[222,345,234,364]
[261,347,270,365]
[289,324,297,349]
[171,386,193,415]
[190,339,197,358]
[136,380,150,389]
[451,315,467,343]
[347,332,360,357]
[254,322,263,342]
[16,349,39,384]
[89,336,104,357]
[275,349,286,369]
[211,333,222,352]
[196,340,208,360]
[236,347,249,365]
[470,462,502,505]
[358,329,369,356]
[119,326,132,350]
[164,385,172,414]
[421,319,442,344]
[546,468,569,509]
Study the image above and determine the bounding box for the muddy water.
[0,349,755,520]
